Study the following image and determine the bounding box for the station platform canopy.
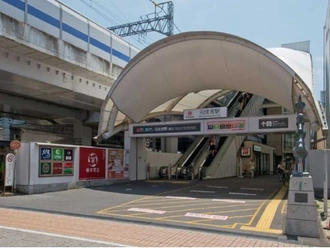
[96,31,325,141]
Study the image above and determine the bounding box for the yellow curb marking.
[281,200,287,214]
[240,186,287,234]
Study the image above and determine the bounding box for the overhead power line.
[108,1,174,37]
[79,0,152,47]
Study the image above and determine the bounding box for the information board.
[39,146,74,177]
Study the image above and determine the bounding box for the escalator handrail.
[175,91,241,171]
[181,137,209,168]
[192,92,242,172]
[174,136,204,168]
[206,95,262,178]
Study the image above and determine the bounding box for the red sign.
[10,140,21,150]
[79,147,106,180]
[52,162,63,175]
[241,147,251,157]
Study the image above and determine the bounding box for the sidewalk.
[0,208,301,247]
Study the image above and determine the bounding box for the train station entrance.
[125,113,307,182]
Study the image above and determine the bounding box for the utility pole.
[107,1,174,37]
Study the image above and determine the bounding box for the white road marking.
[127,208,166,214]
[190,190,215,193]
[229,192,257,196]
[240,187,264,191]
[165,196,196,200]
[0,225,128,247]
[185,212,228,220]
[125,188,132,191]
[212,199,246,203]
[207,185,228,189]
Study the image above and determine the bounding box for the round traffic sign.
[10,140,21,150]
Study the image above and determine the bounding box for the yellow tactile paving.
[281,201,287,214]
[240,186,287,234]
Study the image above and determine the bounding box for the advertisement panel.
[107,149,129,179]
[183,107,227,120]
[39,146,74,177]
[206,119,246,133]
[130,121,202,137]
[79,147,106,180]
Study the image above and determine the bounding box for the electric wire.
[91,0,154,46]
[105,0,155,45]
[79,0,150,47]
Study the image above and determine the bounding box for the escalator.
[181,137,209,168]
[201,94,253,169]
[174,91,241,179]
[203,94,265,179]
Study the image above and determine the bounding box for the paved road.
[0,175,287,238]
[0,175,329,246]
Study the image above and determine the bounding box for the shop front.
[240,141,275,176]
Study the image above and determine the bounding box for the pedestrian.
[209,139,216,157]
[277,160,286,180]
[249,158,255,178]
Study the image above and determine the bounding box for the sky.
[60,0,328,100]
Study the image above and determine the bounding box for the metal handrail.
[174,91,240,169]
[206,95,265,179]
[174,136,205,168]
[192,92,242,173]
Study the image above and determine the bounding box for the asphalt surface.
[0,175,288,240]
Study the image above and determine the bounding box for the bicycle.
[277,169,283,182]
[282,170,291,187]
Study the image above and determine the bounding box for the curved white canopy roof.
[97,31,323,140]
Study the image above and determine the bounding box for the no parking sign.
[5,153,15,187]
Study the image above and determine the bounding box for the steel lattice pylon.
[107,1,174,37]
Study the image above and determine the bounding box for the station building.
[0,0,327,194]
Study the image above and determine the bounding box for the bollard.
[176,165,179,180]
[198,167,201,180]
[168,164,171,180]
[146,162,150,180]
[191,165,194,182]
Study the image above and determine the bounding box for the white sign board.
[183,107,227,120]
[5,153,15,187]
[129,114,297,137]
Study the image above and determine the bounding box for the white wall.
[129,137,137,181]
[308,150,330,190]
[15,143,30,186]
[146,151,182,178]
[137,138,147,180]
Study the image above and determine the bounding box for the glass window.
[282,107,292,115]
[283,133,296,152]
